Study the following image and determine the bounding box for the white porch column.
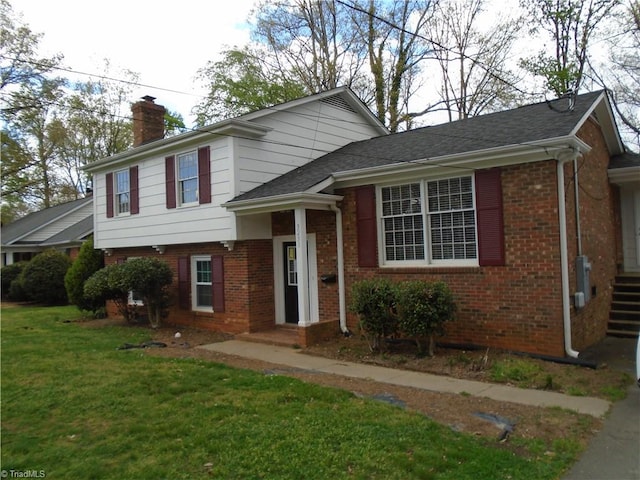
[294,207,310,326]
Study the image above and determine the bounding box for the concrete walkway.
[198,340,611,418]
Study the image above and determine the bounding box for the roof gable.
[84,87,388,173]
[1,197,93,246]
[229,90,622,204]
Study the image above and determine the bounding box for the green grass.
[2,305,579,479]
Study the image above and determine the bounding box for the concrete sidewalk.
[198,340,611,418]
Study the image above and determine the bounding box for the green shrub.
[120,257,173,328]
[84,264,131,321]
[20,250,71,305]
[1,262,28,299]
[64,236,104,314]
[349,278,397,352]
[396,280,456,355]
[84,258,173,327]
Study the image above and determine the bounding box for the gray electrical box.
[575,255,592,308]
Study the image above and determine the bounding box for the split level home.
[84,87,640,359]
[1,196,93,267]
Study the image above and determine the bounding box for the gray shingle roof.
[231,91,606,202]
[1,197,92,245]
[609,152,640,169]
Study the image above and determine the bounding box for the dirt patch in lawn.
[96,322,632,458]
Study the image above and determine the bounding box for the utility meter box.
[575,255,592,308]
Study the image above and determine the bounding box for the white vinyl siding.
[91,95,384,250]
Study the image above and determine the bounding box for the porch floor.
[236,325,300,348]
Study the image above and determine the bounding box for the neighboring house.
[86,88,640,358]
[1,197,94,267]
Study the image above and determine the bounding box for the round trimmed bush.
[65,236,104,312]
[21,249,72,305]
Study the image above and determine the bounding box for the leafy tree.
[193,47,307,126]
[1,77,69,210]
[64,236,104,313]
[520,0,621,96]
[0,0,62,91]
[20,249,71,305]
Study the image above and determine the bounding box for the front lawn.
[2,305,579,479]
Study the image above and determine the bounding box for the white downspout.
[331,205,348,333]
[557,157,580,358]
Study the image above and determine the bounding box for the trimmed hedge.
[350,278,456,355]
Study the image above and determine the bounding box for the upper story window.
[106,166,138,218]
[165,147,211,209]
[177,151,198,205]
[114,169,130,215]
[379,175,477,266]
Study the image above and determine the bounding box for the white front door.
[273,235,319,325]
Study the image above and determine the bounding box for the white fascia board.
[608,166,640,185]
[571,92,625,155]
[225,193,343,216]
[329,137,590,188]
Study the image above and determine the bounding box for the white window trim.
[177,151,199,207]
[377,174,479,268]
[191,255,213,312]
[114,169,131,216]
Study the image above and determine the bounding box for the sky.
[11,0,259,127]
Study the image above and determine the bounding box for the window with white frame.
[114,169,130,215]
[191,256,212,311]
[126,257,144,306]
[380,176,477,265]
[177,151,198,204]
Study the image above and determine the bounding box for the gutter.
[557,155,580,358]
[330,205,348,334]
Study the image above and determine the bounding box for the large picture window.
[380,176,477,265]
[178,151,198,204]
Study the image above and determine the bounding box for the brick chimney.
[131,95,166,147]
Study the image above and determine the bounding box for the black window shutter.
[130,166,139,214]
[198,146,211,204]
[165,156,176,209]
[212,255,225,312]
[356,185,377,267]
[475,168,505,266]
[177,256,190,309]
[105,172,114,218]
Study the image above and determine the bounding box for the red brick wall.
[104,240,274,333]
[566,118,619,349]
[339,160,568,356]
